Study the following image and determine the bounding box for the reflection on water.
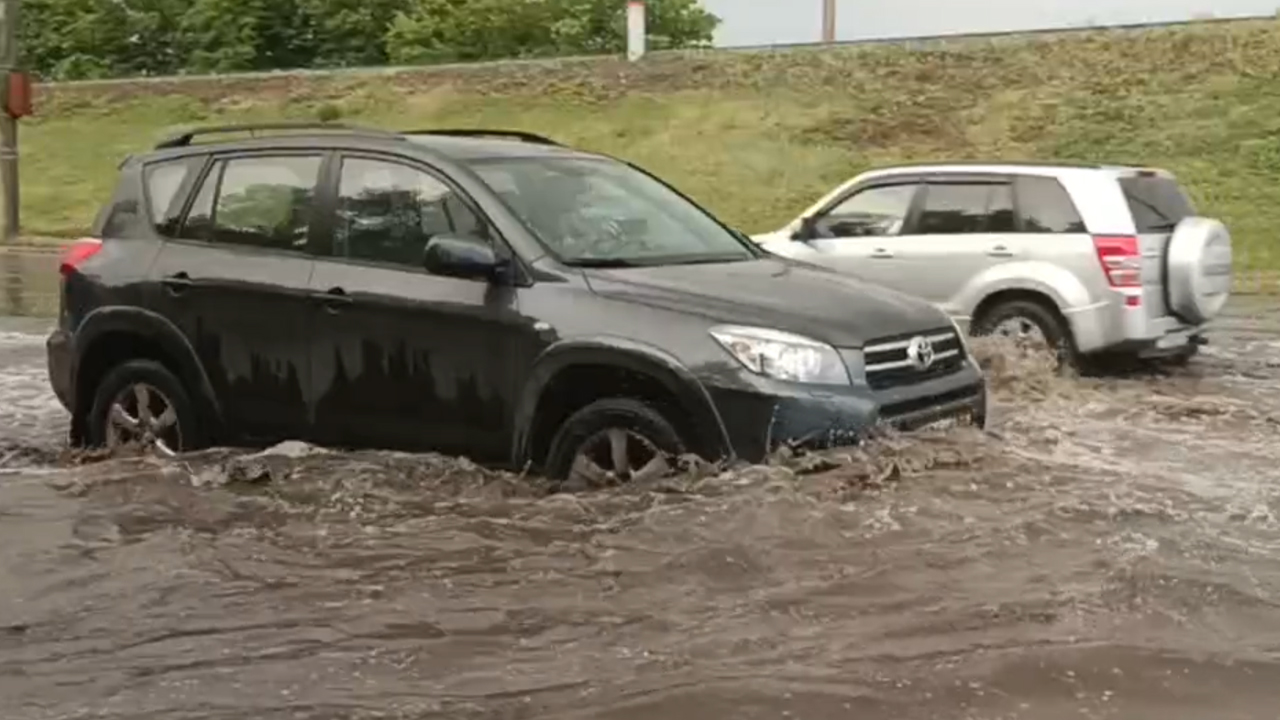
[2,304,1280,719]
[0,249,60,317]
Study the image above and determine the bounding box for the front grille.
[863,328,966,390]
[879,384,982,423]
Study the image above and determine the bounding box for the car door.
[1007,172,1097,293]
[306,152,530,463]
[149,151,325,444]
[789,180,923,289]
[889,176,1018,311]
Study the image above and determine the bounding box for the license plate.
[920,417,959,432]
[1156,331,1191,350]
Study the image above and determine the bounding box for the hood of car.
[581,257,950,348]
[750,229,793,245]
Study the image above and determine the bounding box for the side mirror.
[792,215,819,241]
[423,235,502,281]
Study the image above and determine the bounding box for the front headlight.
[949,315,973,355]
[709,325,851,385]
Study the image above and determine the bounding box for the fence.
[4,243,1274,319]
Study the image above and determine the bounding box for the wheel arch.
[971,287,1069,332]
[71,307,223,444]
[961,262,1092,347]
[511,337,734,471]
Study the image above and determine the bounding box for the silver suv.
[754,162,1233,366]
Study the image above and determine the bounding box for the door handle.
[161,272,192,295]
[870,248,894,259]
[319,286,354,312]
[987,245,1014,258]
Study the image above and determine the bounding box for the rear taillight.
[1092,234,1141,288]
[59,237,103,276]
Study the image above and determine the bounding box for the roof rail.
[404,129,562,146]
[153,122,398,150]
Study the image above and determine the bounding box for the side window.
[145,158,198,236]
[1016,176,1086,233]
[916,182,1015,235]
[99,199,143,239]
[814,184,919,238]
[177,155,323,252]
[334,157,486,269]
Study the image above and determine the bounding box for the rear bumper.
[46,328,74,412]
[1116,327,1207,358]
[1065,299,1206,357]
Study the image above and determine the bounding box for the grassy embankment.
[23,19,1280,271]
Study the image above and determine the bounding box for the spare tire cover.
[1165,216,1232,325]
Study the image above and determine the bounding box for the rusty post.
[0,0,22,315]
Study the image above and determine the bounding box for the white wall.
[701,0,1278,47]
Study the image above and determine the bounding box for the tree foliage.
[20,0,720,80]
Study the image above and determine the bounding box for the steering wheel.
[576,214,661,260]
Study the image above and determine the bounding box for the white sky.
[700,0,1278,46]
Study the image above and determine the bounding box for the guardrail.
[3,243,1274,318]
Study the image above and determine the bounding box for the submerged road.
[0,302,1279,719]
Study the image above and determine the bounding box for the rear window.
[1118,175,1194,233]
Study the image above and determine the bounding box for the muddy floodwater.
[2,303,1280,720]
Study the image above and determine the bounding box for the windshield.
[470,157,756,266]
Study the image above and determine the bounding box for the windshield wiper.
[566,253,753,268]
[664,254,753,266]
[564,258,646,268]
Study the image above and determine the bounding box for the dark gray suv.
[46,123,986,484]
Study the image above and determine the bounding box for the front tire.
[85,359,203,458]
[544,398,685,490]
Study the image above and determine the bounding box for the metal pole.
[0,0,22,315]
[822,0,836,43]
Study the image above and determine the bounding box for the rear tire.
[544,398,685,490]
[972,298,1078,370]
[1161,341,1200,368]
[85,359,204,457]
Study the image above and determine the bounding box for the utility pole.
[821,0,836,43]
[626,0,646,61]
[0,0,21,315]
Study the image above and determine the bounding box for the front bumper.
[705,362,987,463]
[46,328,74,412]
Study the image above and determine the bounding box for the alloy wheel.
[104,382,182,458]
[568,427,671,487]
[992,315,1049,347]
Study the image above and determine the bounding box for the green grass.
[22,18,1280,270]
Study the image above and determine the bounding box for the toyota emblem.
[906,336,935,371]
